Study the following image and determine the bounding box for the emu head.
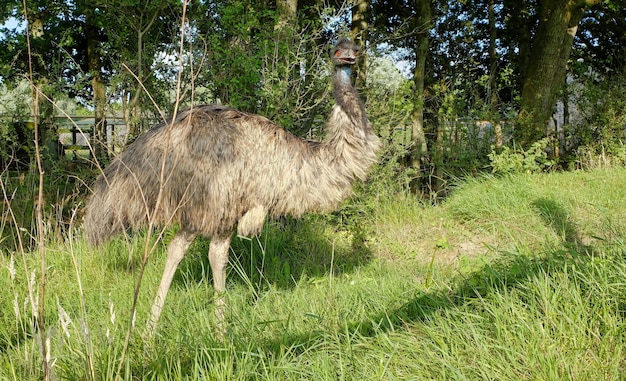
[331,38,360,67]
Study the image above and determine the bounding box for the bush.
[569,74,626,168]
[488,138,556,175]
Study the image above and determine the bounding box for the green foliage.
[190,2,336,136]
[445,167,626,250]
[196,1,277,112]
[573,3,626,76]
[0,162,93,252]
[0,81,33,169]
[365,78,418,196]
[488,138,556,174]
[569,75,626,168]
[1,0,624,180]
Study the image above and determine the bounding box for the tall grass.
[1,168,626,379]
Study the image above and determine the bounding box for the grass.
[1,167,626,379]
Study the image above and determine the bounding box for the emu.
[83,38,380,337]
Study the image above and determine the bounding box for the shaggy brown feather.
[83,38,379,336]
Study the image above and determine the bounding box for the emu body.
[83,39,379,337]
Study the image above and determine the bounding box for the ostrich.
[83,38,380,336]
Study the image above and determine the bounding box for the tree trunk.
[409,0,431,193]
[516,0,601,148]
[123,11,159,141]
[275,0,297,31]
[504,0,534,87]
[488,0,503,150]
[351,0,370,89]
[85,7,107,162]
[25,12,59,168]
[123,92,141,144]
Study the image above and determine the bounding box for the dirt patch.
[372,218,497,266]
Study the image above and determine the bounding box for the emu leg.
[208,235,232,339]
[145,229,197,336]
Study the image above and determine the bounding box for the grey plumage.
[83,38,380,336]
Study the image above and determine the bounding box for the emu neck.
[329,64,367,135]
[337,66,352,85]
[277,63,379,215]
[332,65,357,100]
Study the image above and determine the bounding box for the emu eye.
[335,50,342,57]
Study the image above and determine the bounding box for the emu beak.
[335,50,357,65]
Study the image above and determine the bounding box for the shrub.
[488,138,556,174]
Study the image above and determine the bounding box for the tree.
[276,0,297,31]
[0,1,82,165]
[516,0,602,148]
[573,1,626,77]
[80,1,107,160]
[410,0,431,192]
[487,0,504,148]
[351,0,370,88]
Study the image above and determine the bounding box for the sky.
[2,16,24,31]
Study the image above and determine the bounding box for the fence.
[56,115,128,160]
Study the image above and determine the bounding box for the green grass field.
[1,167,625,380]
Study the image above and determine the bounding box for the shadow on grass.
[177,216,373,291]
[97,212,373,292]
[532,197,590,250]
